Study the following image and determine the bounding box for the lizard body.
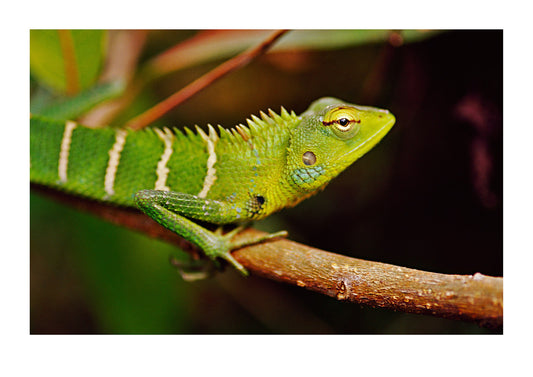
[30,97,395,275]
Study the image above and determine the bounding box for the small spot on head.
[302,151,316,166]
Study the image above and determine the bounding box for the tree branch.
[32,184,503,330]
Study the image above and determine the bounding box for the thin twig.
[124,29,288,130]
[32,184,503,329]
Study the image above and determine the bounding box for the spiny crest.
[234,124,251,141]
[146,106,298,148]
[194,124,219,144]
[243,106,297,140]
[245,107,290,134]
[143,125,209,154]
[187,106,298,149]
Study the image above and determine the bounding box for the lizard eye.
[338,118,349,127]
[322,106,361,139]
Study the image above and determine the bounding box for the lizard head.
[284,97,395,195]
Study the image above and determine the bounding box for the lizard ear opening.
[302,151,316,166]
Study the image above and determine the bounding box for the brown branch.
[32,184,503,330]
[124,29,288,130]
[234,236,502,329]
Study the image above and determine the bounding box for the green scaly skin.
[30,97,395,276]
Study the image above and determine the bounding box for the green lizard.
[30,97,395,276]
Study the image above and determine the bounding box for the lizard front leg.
[134,190,287,276]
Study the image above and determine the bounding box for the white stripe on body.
[154,128,174,191]
[197,124,218,199]
[58,120,77,183]
[104,129,128,197]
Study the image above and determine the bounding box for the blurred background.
[30,30,502,334]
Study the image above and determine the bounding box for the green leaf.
[30,30,107,94]
[276,29,437,49]
[145,29,439,79]
[33,80,126,121]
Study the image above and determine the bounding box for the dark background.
[30,30,502,334]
